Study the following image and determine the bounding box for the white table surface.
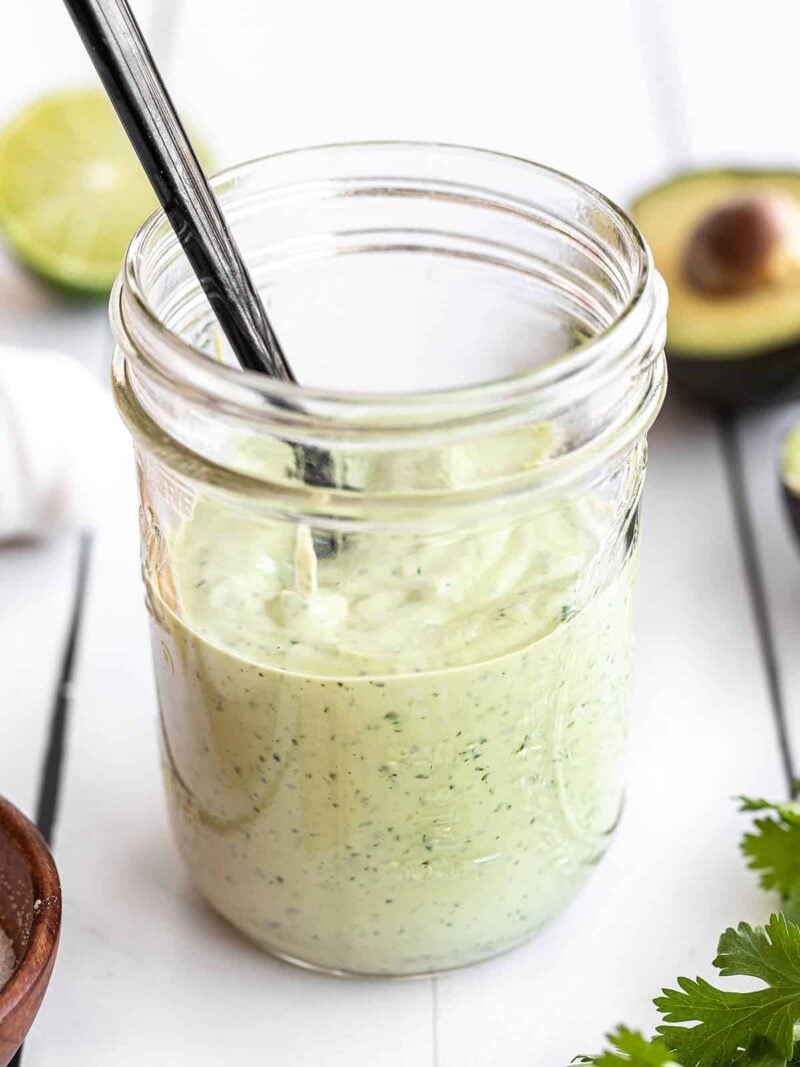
[3,1,800,1063]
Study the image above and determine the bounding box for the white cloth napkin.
[0,347,129,541]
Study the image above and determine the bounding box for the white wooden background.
[3,1,800,1063]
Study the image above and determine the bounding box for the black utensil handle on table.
[62,0,294,381]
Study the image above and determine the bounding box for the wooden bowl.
[0,797,61,1067]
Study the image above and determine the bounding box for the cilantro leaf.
[741,1036,795,1065]
[737,797,800,823]
[573,1027,680,1065]
[732,1036,790,1066]
[739,796,800,899]
[655,914,800,1066]
[736,797,800,827]
[785,886,800,928]
[742,818,800,896]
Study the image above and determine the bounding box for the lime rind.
[0,87,209,296]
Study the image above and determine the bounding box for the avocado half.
[782,424,800,545]
[632,169,800,409]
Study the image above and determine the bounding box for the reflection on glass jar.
[112,143,667,976]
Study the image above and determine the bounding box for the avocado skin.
[667,344,800,410]
[632,167,800,206]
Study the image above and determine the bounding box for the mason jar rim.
[115,141,665,421]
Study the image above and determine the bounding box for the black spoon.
[63,0,337,543]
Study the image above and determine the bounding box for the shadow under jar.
[111,143,667,977]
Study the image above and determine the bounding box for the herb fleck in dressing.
[148,483,637,975]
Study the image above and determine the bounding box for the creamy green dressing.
[147,444,637,975]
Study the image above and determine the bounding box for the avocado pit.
[682,193,800,296]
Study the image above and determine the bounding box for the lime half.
[0,88,160,295]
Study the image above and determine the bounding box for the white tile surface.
[0,0,166,124]
[736,405,800,768]
[168,0,667,203]
[667,0,800,167]
[0,251,110,378]
[2,0,800,1063]
[0,534,80,819]
[435,399,785,1065]
[18,403,791,1066]
[23,475,436,1067]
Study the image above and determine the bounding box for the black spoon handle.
[62,0,295,381]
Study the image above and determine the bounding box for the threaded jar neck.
[112,142,667,517]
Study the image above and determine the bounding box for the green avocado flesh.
[633,169,800,360]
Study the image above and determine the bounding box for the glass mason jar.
[111,143,667,977]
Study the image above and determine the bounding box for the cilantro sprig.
[738,793,800,923]
[574,1027,678,1064]
[575,790,800,1067]
[577,916,800,1066]
[657,914,800,1066]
